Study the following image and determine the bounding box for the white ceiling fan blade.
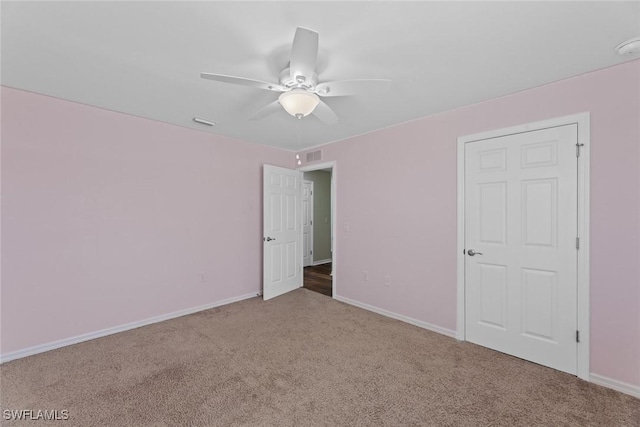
[312,100,339,125]
[249,100,282,120]
[289,27,319,83]
[315,79,391,97]
[200,73,284,92]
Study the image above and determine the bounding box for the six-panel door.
[263,165,302,300]
[464,124,578,374]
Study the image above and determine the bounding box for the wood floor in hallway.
[303,262,332,297]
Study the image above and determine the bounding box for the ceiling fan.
[201,27,390,125]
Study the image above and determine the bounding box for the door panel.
[263,165,302,300]
[465,124,578,375]
[478,182,507,244]
[521,268,557,342]
[479,263,507,329]
[522,179,558,247]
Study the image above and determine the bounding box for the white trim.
[311,258,332,266]
[456,135,466,342]
[458,113,589,144]
[456,112,591,380]
[335,295,457,338]
[575,113,590,382]
[590,374,640,399]
[298,161,337,298]
[0,292,258,364]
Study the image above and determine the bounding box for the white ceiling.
[2,1,639,151]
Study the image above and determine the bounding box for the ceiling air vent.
[306,150,322,163]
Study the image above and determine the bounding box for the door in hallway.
[302,180,314,267]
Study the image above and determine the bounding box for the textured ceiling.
[2,1,639,150]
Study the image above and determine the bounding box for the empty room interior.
[1,2,639,425]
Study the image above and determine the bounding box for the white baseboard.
[312,259,332,266]
[334,295,457,339]
[590,373,640,399]
[0,292,259,364]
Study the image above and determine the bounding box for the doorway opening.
[298,162,336,298]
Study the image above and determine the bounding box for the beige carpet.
[1,289,638,426]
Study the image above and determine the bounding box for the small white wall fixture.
[456,113,590,381]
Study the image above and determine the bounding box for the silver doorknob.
[467,249,483,256]
[264,237,276,242]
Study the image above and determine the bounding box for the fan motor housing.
[279,68,318,90]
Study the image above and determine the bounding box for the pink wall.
[2,61,639,388]
[1,87,291,354]
[302,60,640,387]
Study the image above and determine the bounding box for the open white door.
[263,165,303,300]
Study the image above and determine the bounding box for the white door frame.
[302,180,314,267]
[298,161,337,298]
[456,112,590,380]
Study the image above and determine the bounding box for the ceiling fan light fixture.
[279,89,319,118]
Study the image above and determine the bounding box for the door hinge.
[310,250,313,255]
[576,330,580,343]
[576,143,584,157]
[310,220,313,225]
[576,237,580,250]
